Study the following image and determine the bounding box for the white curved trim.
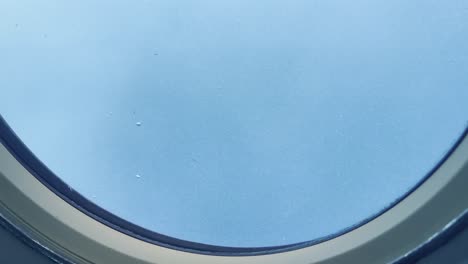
[1,135,467,264]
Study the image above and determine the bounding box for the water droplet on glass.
[136,174,141,178]
[136,122,142,126]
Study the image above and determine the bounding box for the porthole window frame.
[0,116,467,264]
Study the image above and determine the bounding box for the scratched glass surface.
[1,0,467,247]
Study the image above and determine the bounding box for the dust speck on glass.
[1,0,467,247]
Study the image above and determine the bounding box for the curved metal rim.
[2,204,468,264]
[0,115,468,256]
[0,114,467,263]
[0,115,467,255]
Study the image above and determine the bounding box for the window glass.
[1,0,467,247]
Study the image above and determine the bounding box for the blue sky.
[1,0,467,247]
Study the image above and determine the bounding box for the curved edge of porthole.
[0,114,467,256]
[0,115,300,256]
[392,208,468,264]
[2,200,466,264]
[0,211,74,264]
